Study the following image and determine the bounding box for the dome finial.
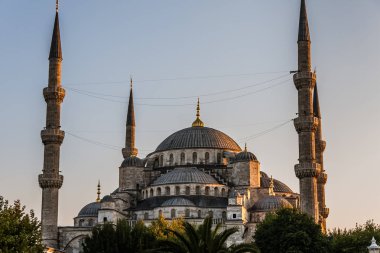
[130,76,133,89]
[244,143,247,152]
[269,176,275,196]
[56,0,59,13]
[192,98,204,127]
[96,180,101,202]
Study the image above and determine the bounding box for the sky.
[0,0,380,230]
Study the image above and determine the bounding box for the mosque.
[38,1,329,252]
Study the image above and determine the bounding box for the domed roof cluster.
[152,167,219,186]
[251,196,292,212]
[77,202,101,217]
[161,197,195,207]
[155,127,241,152]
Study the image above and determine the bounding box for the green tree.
[0,196,43,253]
[149,214,184,240]
[329,220,380,253]
[157,216,257,253]
[82,219,157,253]
[253,208,330,253]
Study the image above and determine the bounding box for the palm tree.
[156,216,257,253]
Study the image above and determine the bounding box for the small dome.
[260,173,294,193]
[235,151,257,162]
[78,202,101,217]
[154,127,241,152]
[251,196,292,212]
[120,156,143,167]
[161,197,195,207]
[152,167,219,186]
[101,195,114,203]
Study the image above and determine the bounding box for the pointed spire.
[269,176,275,196]
[244,143,248,152]
[127,78,135,126]
[298,0,310,42]
[96,181,101,202]
[313,83,321,118]
[192,98,204,127]
[49,2,62,60]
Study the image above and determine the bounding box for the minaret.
[314,84,329,232]
[38,1,65,248]
[293,0,320,223]
[122,78,138,158]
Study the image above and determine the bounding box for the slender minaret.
[293,0,320,223]
[314,84,329,232]
[38,1,65,248]
[122,78,138,158]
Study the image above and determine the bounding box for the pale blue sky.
[0,0,380,230]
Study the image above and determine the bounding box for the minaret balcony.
[294,116,319,133]
[295,162,321,179]
[293,71,316,90]
[320,207,329,218]
[43,87,65,103]
[38,174,63,189]
[41,129,65,145]
[317,172,328,184]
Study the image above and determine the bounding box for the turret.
[38,1,65,248]
[314,84,329,232]
[293,0,320,223]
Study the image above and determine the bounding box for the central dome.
[155,127,241,152]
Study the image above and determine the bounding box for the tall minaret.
[314,84,329,232]
[122,78,138,158]
[293,0,320,223]
[38,1,65,248]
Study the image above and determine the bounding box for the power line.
[239,119,293,142]
[65,70,290,87]
[66,73,290,100]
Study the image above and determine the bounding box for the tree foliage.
[329,220,380,253]
[0,196,43,253]
[149,214,184,240]
[82,219,157,253]
[253,208,330,253]
[157,216,258,253]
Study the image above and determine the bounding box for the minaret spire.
[122,78,138,158]
[293,0,321,224]
[96,181,101,202]
[39,3,65,249]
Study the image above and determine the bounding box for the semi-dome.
[152,167,219,186]
[155,127,241,152]
[77,202,101,217]
[101,195,115,203]
[250,196,292,212]
[260,172,294,193]
[161,197,195,207]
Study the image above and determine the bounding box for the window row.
[143,210,227,220]
[142,186,228,199]
[157,152,222,167]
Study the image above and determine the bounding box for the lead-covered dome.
[155,127,241,152]
[77,202,101,217]
[152,167,219,186]
[250,196,292,212]
[161,197,195,207]
[260,172,294,193]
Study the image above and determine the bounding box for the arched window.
[88,219,94,226]
[217,153,222,164]
[142,191,145,199]
[165,186,170,196]
[171,209,176,218]
[221,188,226,197]
[185,209,190,217]
[192,152,197,164]
[176,186,180,195]
[157,187,162,196]
[159,210,163,217]
[180,153,185,165]
[79,219,84,227]
[103,217,108,222]
[150,189,154,197]
[159,155,164,167]
[196,186,200,195]
[198,210,202,218]
[222,211,227,220]
[169,154,174,165]
[214,187,219,197]
[208,210,213,218]
[205,186,210,196]
[186,186,191,195]
[205,152,210,164]
[144,212,149,220]
[154,158,159,168]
